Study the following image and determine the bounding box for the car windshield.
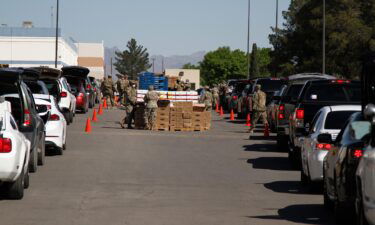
[66,77,85,93]
[325,111,358,129]
[257,79,286,92]
[25,81,49,95]
[304,84,361,102]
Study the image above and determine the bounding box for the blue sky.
[0,0,291,56]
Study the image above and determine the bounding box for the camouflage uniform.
[202,86,213,111]
[144,88,159,130]
[101,77,116,107]
[184,80,192,91]
[212,86,219,108]
[121,83,137,129]
[116,77,124,104]
[249,86,268,133]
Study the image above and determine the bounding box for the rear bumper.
[45,121,64,149]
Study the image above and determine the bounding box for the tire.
[334,199,351,224]
[24,169,29,189]
[29,146,38,173]
[37,136,45,166]
[301,170,310,186]
[323,171,334,210]
[55,147,63,156]
[277,135,288,152]
[6,170,24,200]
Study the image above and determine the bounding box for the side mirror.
[364,104,375,124]
[317,133,333,144]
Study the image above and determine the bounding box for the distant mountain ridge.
[104,47,205,76]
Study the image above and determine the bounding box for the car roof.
[0,67,40,82]
[306,79,360,85]
[287,73,336,81]
[321,105,362,112]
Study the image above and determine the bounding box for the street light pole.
[322,0,326,74]
[247,0,251,79]
[54,0,59,68]
[276,0,279,31]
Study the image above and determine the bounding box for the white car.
[58,77,76,122]
[34,98,67,155]
[0,99,31,200]
[300,105,361,184]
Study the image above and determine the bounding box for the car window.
[285,84,303,99]
[256,79,286,92]
[324,111,357,130]
[43,80,60,97]
[9,116,18,130]
[304,84,361,102]
[335,120,350,144]
[25,81,49,95]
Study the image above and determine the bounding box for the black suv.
[288,79,361,167]
[0,68,46,173]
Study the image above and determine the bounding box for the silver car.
[301,105,361,185]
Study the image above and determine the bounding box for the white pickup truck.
[0,99,31,199]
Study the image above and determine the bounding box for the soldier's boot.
[119,118,126,129]
[144,124,150,130]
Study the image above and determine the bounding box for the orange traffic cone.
[92,109,98,122]
[246,114,251,127]
[98,104,103,115]
[103,99,108,109]
[230,109,235,121]
[264,123,270,137]
[215,102,219,113]
[85,118,92,133]
[220,106,224,117]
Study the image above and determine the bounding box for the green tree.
[200,47,247,85]
[182,63,200,70]
[269,0,372,78]
[114,38,151,80]
[257,48,272,77]
[249,43,260,78]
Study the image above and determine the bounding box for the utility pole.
[276,0,279,31]
[51,6,54,28]
[323,0,326,75]
[152,58,156,73]
[54,0,59,68]
[110,57,113,75]
[247,0,251,79]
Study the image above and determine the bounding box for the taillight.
[332,80,350,84]
[86,84,91,90]
[60,92,68,98]
[278,104,285,119]
[49,114,60,121]
[232,96,238,100]
[353,149,363,158]
[316,143,332,151]
[23,109,31,126]
[296,109,304,119]
[0,138,12,153]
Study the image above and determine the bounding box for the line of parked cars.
[0,66,100,200]
[249,69,375,224]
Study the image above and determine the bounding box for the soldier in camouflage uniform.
[143,85,159,130]
[211,84,219,108]
[248,84,268,134]
[120,81,137,129]
[202,86,213,111]
[116,74,125,105]
[101,76,116,108]
[184,79,192,91]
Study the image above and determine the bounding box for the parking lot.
[0,109,334,225]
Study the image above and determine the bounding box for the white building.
[0,27,77,68]
[0,25,105,80]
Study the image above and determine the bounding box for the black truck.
[288,79,361,167]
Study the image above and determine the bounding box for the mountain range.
[104,47,205,76]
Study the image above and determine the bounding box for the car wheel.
[300,170,310,186]
[63,111,71,125]
[55,146,63,156]
[323,171,334,210]
[24,168,29,189]
[6,169,24,200]
[356,187,369,225]
[37,136,46,166]
[29,146,38,173]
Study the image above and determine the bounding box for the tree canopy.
[269,0,374,79]
[114,38,151,80]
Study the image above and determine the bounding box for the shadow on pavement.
[243,144,280,153]
[263,181,322,195]
[248,204,334,224]
[249,135,277,141]
[247,157,295,171]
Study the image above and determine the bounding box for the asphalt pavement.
[0,108,334,225]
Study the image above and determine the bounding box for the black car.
[275,74,336,150]
[322,112,371,223]
[288,79,361,168]
[251,78,287,105]
[0,68,46,173]
[62,66,91,113]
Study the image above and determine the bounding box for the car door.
[302,111,322,172]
